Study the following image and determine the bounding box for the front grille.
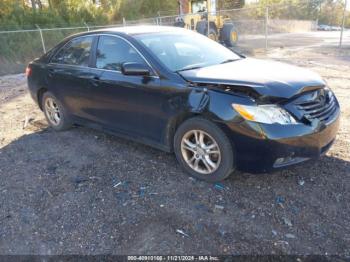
[294,88,337,122]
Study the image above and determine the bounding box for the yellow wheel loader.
[174,0,238,47]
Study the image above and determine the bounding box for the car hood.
[178,58,326,99]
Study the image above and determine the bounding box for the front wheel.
[174,117,236,182]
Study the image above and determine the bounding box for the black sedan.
[26,26,340,182]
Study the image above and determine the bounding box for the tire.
[174,21,185,28]
[42,91,71,131]
[220,23,238,47]
[195,20,207,35]
[196,21,217,41]
[174,117,236,182]
[174,17,185,28]
[208,27,218,41]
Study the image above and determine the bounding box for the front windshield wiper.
[176,65,204,72]
[176,58,242,72]
[220,58,241,64]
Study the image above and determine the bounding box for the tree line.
[0,0,348,76]
[0,0,180,30]
[250,0,349,27]
[1,0,347,30]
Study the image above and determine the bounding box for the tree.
[218,0,245,9]
[113,0,178,20]
[30,0,36,11]
[318,0,346,25]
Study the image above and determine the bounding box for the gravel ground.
[0,46,349,255]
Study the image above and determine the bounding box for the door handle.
[48,68,68,76]
[90,76,100,87]
[47,68,55,77]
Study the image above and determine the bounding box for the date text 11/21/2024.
[127,255,220,261]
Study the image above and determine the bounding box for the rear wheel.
[196,21,218,41]
[174,117,236,182]
[195,20,207,35]
[208,27,218,41]
[42,92,71,131]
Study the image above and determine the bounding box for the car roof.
[78,25,189,37]
[103,25,185,34]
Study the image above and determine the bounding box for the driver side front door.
[83,35,168,144]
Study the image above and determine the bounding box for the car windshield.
[134,31,241,72]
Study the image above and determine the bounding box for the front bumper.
[224,107,340,173]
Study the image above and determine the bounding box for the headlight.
[324,86,334,99]
[232,104,297,125]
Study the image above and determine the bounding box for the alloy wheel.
[180,130,221,174]
[45,97,61,126]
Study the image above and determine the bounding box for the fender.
[188,86,210,113]
[188,85,255,122]
[163,86,208,151]
[164,84,256,151]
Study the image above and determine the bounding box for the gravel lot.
[0,46,349,255]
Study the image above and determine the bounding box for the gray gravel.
[0,46,349,255]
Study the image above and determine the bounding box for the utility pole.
[339,0,347,48]
[207,0,210,37]
[265,6,269,51]
[178,0,183,15]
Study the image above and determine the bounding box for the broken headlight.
[232,104,297,125]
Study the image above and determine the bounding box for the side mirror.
[121,62,150,76]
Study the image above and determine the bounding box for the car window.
[96,36,145,72]
[51,36,93,67]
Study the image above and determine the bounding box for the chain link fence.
[0,23,123,75]
[0,1,349,76]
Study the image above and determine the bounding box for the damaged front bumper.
[223,107,340,173]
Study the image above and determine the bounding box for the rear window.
[51,36,93,67]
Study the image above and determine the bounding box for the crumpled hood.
[179,58,326,99]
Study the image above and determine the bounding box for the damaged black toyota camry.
[27,26,340,182]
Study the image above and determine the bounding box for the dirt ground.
[0,45,349,255]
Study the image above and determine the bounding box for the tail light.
[25,66,32,77]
